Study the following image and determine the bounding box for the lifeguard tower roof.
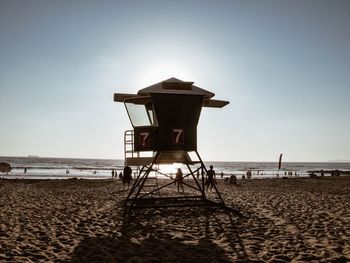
[114,77,229,108]
[138,77,214,97]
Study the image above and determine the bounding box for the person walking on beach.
[111,169,115,179]
[247,170,252,179]
[175,168,184,193]
[123,165,133,190]
[206,165,216,192]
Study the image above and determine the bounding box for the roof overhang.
[114,93,151,105]
[203,99,230,108]
[114,93,229,108]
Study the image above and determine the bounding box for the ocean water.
[1,156,350,180]
[0,157,124,179]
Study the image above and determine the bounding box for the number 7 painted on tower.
[172,128,184,144]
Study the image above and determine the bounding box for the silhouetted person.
[247,171,252,179]
[123,165,133,189]
[66,169,69,175]
[321,170,324,177]
[220,171,224,179]
[24,168,27,173]
[119,172,123,180]
[175,168,184,193]
[229,175,237,185]
[206,165,216,192]
[111,169,115,178]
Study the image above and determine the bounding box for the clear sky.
[1,0,349,162]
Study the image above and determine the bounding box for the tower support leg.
[124,151,234,212]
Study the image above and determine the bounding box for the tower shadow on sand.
[68,207,247,262]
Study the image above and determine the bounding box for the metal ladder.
[124,130,138,165]
[124,130,159,187]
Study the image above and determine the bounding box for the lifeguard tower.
[114,77,231,211]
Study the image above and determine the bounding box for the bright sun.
[138,60,196,87]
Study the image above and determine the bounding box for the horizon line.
[1,155,349,163]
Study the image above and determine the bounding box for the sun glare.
[157,163,179,176]
[138,60,196,87]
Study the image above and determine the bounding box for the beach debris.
[0,162,12,173]
[309,172,318,178]
[68,177,78,180]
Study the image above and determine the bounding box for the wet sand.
[1,176,349,262]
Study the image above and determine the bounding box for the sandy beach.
[1,176,349,262]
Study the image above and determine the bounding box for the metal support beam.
[124,150,231,212]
